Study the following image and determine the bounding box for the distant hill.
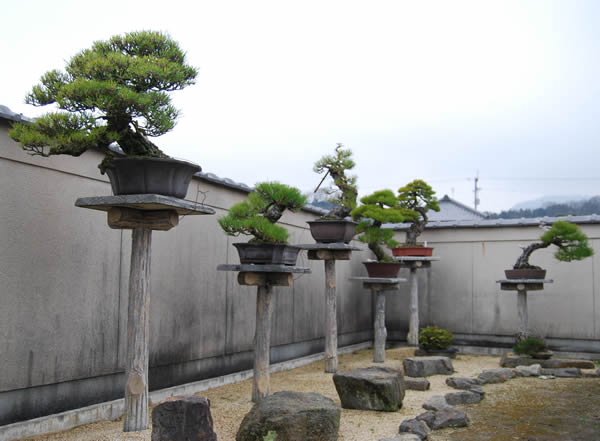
[511,195,589,211]
[490,195,600,219]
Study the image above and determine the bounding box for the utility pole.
[473,172,481,211]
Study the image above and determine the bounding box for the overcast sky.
[3,0,599,212]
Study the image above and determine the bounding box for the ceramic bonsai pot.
[363,262,402,278]
[233,243,301,266]
[392,245,434,257]
[504,268,547,279]
[307,219,357,243]
[105,157,201,198]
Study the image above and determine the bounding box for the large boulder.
[151,395,217,441]
[403,357,454,377]
[540,368,581,377]
[477,368,515,384]
[516,364,542,377]
[333,366,405,411]
[500,354,595,369]
[236,391,340,441]
[398,418,430,440]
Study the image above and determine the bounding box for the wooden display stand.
[299,243,360,373]
[497,278,553,337]
[76,194,215,432]
[394,256,440,346]
[217,264,310,402]
[350,277,407,363]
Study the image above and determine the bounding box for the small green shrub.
[419,326,453,350]
[513,336,548,356]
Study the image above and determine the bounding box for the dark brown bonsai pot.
[363,262,402,278]
[233,243,301,266]
[307,219,357,243]
[392,245,434,257]
[504,268,547,279]
[105,157,201,198]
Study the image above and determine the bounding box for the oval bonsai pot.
[392,245,434,257]
[233,243,301,266]
[307,219,357,244]
[363,262,402,278]
[105,157,201,198]
[504,268,547,279]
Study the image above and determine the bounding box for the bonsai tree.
[351,190,413,262]
[512,220,593,270]
[312,143,358,219]
[397,179,440,246]
[219,182,307,243]
[9,30,197,172]
[513,335,549,357]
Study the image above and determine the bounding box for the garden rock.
[379,435,422,441]
[478,368,515,384]
[333,366,405,411]
[415,410,436,428]
[445,390,483,405]
[398,418,430,440]
[516,364,541,377]
[445,377,482,390]
[582,369,600,378]
[500,354,595,369]
[540,368,581,377]
[235,391,340,441]
[405,378,430,391]
[403,357,453,377]
[151,396,217,441]
[419,407,469,430]
[422,395,450,411]
[414,347,458,359]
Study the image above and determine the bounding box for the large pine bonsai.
[351,190,412,262]
[397,179,440,246]
[9,30,197,172]
[313,143,358,219]
[219,182,307,244]
[513,220,593,269]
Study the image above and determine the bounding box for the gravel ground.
[20,348,502,441]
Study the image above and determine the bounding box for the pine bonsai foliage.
[419,326,453,350]
[397,179,440,245]
[513,220,594,269]
[218,182,307,244]
[351,190,414,262]
[9,30,197,171]
[513,336,548,356]
[313,143,358,219]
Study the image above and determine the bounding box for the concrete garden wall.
[1,117,599,427]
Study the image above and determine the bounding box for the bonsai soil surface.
[17,349,599,441]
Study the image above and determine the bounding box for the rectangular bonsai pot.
[307,219,358,244]
[504,269,547,279]
[392,246,434,257]
[233,243,301,266]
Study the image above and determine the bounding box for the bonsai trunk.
[368,242,389,263]
[119,129,167,158]
[405,208,427,246]
[513,242,550,269]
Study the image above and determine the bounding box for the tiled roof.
[0,105,33,123]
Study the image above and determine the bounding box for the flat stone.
[403,357,454,377]
[516,364,542,377]
[445,377,482,390]
[540,368,581,378]
[445,391,483,405]
[398,418,430,440]
[379,435,421,441]
[151,395,217,441]
[477,368,516,384]
[582,369,600,378]
[426,407,469,430]
[422,395,450,411]
[500,354,596,369]
[236,391,340,441]
[414,347,458,359]
[333,366,405,411]
[404,378,431,391]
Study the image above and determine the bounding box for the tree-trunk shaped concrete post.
[253,285,274,402]
[406,267,419,346]
[517,286,528,338]
[76,194,215,432]
[324,259,338,373]
[124,227,152,432]
[373,290,386,363]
